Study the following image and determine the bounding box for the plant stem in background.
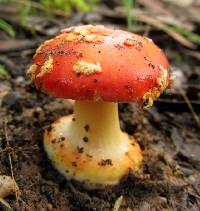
[123,0,137,31]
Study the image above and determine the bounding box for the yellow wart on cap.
[36,56,53,78]
[35,45,43,55]
[44,39,54,46]
[64,25,106,43]
[27,64,37,81]
[61,26,74,33]
[65,33,77,41]
[157,66,168,88]
[124,36,137,46]
[62,25,94,35]
[77,34,102,43]
[144,37,153,43]
[143,66,168,108]
[73,25,95,35]
[65,32,102,44]
[73,60,102,75]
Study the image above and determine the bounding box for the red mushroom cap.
[28,25,170,102]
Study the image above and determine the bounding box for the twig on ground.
[0,40,40,53]
[178,88,200,128]
[0,146,13,154]
[3,119,20,208]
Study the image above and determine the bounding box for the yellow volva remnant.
[73,60,102,75]
[36,56,53,78]
[143,66,169,108]
[27,64,37,81]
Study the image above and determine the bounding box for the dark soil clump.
[0,1,200,210]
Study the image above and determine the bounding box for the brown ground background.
[0,0,200,210]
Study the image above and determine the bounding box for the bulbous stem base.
[44,101,142,188]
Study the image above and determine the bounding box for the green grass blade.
[123,0,133,31]
[0,19,15,37]
[0,64,11,80]
[170,25,200,45]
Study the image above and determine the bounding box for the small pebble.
[15,76,25,84]
[47,203,53,210]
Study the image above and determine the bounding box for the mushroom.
[27,25,170,188]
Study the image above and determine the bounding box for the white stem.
[67,101,124,156]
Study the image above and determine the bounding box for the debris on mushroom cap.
[36,56,53,78]
[27,64,37,81]
[73,60,102,75]
[143,66,169,108]
[98,159,113,166]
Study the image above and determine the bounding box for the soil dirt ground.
[0,1,200,211]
